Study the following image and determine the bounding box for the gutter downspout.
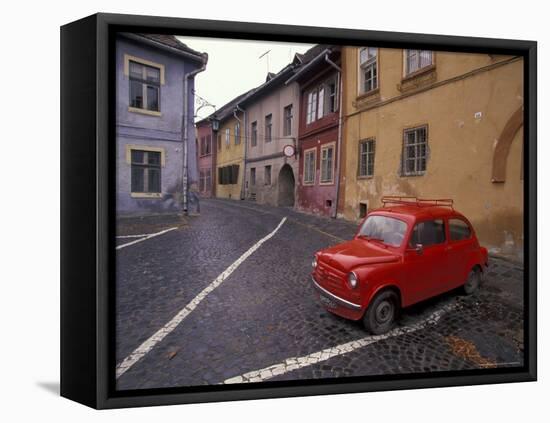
[233,106,247,200]
[324,54,343,219]
[182,54,208,215]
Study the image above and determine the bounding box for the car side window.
[449,218,471,241]
[409,219,446,247]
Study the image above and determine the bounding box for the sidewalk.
[116,213,188,237]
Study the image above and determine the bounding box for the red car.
[311,197,488,334]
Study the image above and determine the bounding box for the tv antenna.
[259,49,271,73]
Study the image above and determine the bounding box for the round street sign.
[283,144,295,157]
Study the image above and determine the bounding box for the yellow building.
[213,92,252,200]
[339,47,524,258]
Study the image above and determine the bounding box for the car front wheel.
[463,267,482,295]
[363,290,399,335]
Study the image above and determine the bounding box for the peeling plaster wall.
[297,127,339,217]
[116,37,199,215]
[197,123,214,198]
[341,47,524,258]
[215,115,245,200]
[244,81,300,206]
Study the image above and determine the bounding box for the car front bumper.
[311,275,362,311]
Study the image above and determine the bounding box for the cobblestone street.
[115,198,524,390]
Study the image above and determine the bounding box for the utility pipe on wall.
[182,54,208,214]
[234,105,247,200]
[324,54,343,219]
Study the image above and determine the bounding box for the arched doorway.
[492,106,523,183]
[278,164,295,207]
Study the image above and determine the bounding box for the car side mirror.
[408,243,424,255]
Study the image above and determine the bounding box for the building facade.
[242,66,301,206]
[116,33,207,215]
[196,120,215,198]
[213,91,253,200]
[339,46,524,257]
[291,46,343,217]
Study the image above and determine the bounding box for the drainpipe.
[182,54,208,215]
[234,105,247,200]
[324,54,343,219]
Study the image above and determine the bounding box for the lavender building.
[116,33,207,216]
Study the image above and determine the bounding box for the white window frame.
[306,76,338,125]
[283,104,293,136]
[404,50,434,76]
[234,122,240,145]
[320,142,336,184]
[402,125,428,176]
[225,128,230,147]
[358,138,376,178]
[303,147,316,185]
[306,91,317,124]
[358,47,378,94]
[317,86,325,120]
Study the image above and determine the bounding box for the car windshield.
[358,215,408,247]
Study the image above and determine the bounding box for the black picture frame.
[60,12,537,409]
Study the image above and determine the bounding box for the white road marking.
[116,217,287,379]
[116,227,178,250]
[211,199,345,242]
[116,233,154,239]
[223,301,460,384]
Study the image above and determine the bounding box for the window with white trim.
[306,91,318,124]
[199,168,211,192]
[305,75,338,124]
[359,47,378,94]
[303,149,316,185]
[320,144,335,183]
[358,138,375,177]
[235,122,240,145]
[404,50,433,76]
[225,128,230,147]
[402,126,428,175]
[283,104,293,136]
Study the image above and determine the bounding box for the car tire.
[463,267,481,295]
[363,290,399,335]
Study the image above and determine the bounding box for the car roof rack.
[381,196,454,209]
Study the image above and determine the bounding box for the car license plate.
[319,294,337,309]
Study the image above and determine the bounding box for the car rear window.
[409,219,446,247]
[449,218,471,241]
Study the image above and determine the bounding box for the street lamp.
[210,117,220,132]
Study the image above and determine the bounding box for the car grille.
[316,261,345,290]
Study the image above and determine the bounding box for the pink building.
[195,120,216,198]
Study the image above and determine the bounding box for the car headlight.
[312,256,318,269]
[347,272,359,289]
